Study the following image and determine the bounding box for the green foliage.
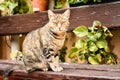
[0,0,33,16]
[54,1,63,9]
[0,0,18,16]
[69,20,118,64]
[59,46,67,62]
[68,0,102,4]
[73,25,88,37]
[68,0,78,4]
[14,0,33,14]
[81,0,102,4]
[88,55,100,64]
[69,47,78,58]
[17,51,23,56]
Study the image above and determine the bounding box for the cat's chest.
[41,33,64,49]
[49,38,64,54]
[51,38,64,47]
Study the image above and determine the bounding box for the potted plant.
[69,21,119,64]
[0,0,33,16]
[32,0,49,11]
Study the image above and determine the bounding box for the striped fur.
[22,10,70,72]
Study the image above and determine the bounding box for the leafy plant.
[0,0,33,16]
[0,0,18,16]
[69,20,118,64]
[68,0,101,4]
[14,0,33,14]
[68,0,79,4]
[59,46,67,62]
[54,0,70,9]
[54,0,63,9]
[54,0,102,9]
[81,0,101,4]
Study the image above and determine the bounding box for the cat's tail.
[2,63,26,80]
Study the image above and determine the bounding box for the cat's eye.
[52,22,57,25]
[62,21,65,24]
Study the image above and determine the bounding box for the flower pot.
[32,0,49,11]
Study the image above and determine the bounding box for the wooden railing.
[0,60,120,80]
[0,1,120,80]
[0,1,120,35]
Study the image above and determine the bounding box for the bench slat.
[0,1,120,35]
[0,60,120,80]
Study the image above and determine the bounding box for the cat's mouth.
[49,29,66,39]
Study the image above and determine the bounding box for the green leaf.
[83,0,88,3]
[97,0,101,2]
[98,49,106,56]
[88,56,100,64]
[93,20,102,28]
[106,55,114,64]
[75,39,87,50]
[102,26,108,32]
[87,33,97,41]
[0,3,7,11]
[54,1,62,9]
[73,25,88,37]
[28,6,33,13]
[102,26,113,37]
[9,2,18,12]
[94,32,102,39]
[88,41,98,52]
[79,54,85,60]
[17,51,23,56]
[9,2,18,15]
[96,39,108,52]
[68,0,77,4]
[95,54,102,63]
[69,47,78,58]
[94,0,96,2]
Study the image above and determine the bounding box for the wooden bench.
[0,1,120,80]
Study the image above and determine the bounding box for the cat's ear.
[48,10,55,19]
[63,9,70,19]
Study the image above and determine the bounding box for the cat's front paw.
[56,66,63,71]
[25,66,36,73]
[50,64,63,72]
[42,67,48,72]
[54,66,63,72]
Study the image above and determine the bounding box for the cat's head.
[48,10,70,38]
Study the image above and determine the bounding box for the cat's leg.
[23,50,48,73]
[48,55,63,72]
[33,48,49,71]
[44,49,63,71]
[54,55,63,71]
[24,59,48,73]
[23,57,37,73]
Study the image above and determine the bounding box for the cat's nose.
[58,24,62,30]
[59,27,62,31]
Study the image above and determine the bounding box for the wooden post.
[0,36,11,59]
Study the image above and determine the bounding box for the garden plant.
[69,21,118,64]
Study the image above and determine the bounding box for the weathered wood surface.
[0,60,120,80]
[0,1,120,80]
[0,1,120,35]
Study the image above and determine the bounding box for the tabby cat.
[22,9,70,72]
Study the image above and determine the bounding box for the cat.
[22,9,70,72]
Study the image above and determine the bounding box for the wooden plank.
[0,60,120,72]
[0,60,120,80]
[0,36,11,59]
[0,1,120,35]
[10,69,120,80]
